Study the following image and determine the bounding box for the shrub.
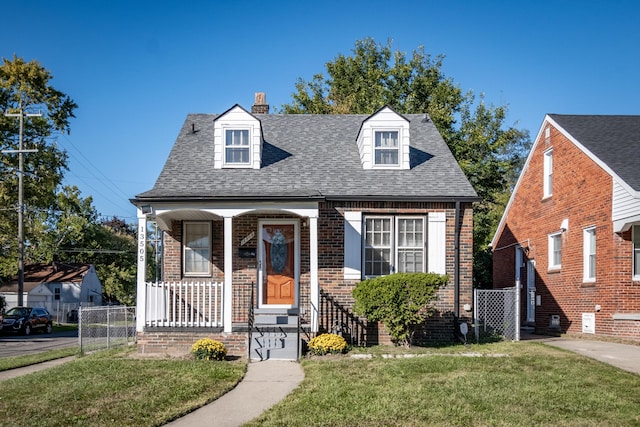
[353,272,449,347]
[307,333,348,356]
[191,338,227,361]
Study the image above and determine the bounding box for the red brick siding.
[141,200,474,354]
[493,123,640,341]
[137,330,247,359]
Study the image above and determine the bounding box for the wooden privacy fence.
[145,281,223,327]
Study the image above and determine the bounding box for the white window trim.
[548,231,562,270]
[633,225,640,281]
[371,128,402,169]
[183,221,212,277]
[543,148,553,198]
[583,226,596,283]
[362,215,426,278]
[222,127,252,168]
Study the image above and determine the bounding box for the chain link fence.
[79,306,136,353]
[474,287,520,342]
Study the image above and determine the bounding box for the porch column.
[223,216,233,332]
[309,216,319,332]
[135,212,148,332]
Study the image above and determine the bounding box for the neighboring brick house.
[131,93,478,359]
[492,114,640,341]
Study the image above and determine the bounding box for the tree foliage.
[353,273,448,346]
[0,56,138,305]
[0,55,77,278]
[282,38,530,287]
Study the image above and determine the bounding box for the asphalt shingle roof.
[135,113,477,202]
[549,114,640,191]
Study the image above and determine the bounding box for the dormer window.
[356,106,410,170]
[374,130,399,165]
[225,129,250,165]
[213,105,263,169]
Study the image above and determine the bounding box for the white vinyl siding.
[225,129,250,164]
[374,131,399,166]
[583,227,596,282]
[183,222,211,276]
[548,232,562,270]
[543,149,553,198]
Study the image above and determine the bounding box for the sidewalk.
[164,359,304,427]
[0,356,76,381]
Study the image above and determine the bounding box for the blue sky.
[3,0,638,222]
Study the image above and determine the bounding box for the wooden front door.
[261,223,296,305]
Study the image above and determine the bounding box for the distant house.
[131,93,479,360]
[0,263,102,314]
[492,114,640,341]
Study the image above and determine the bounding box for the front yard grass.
[0,347,246,427]
[0,342,638,426]
[249,341,640,427]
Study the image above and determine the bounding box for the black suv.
[1,306,53,335]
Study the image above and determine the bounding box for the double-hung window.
[374,131,399,166]
[548,232,562,270]
[583,227,596,282]
[225,129,250,165]
[183,222,211,276]
[364,216,425,276]
[633,226,640,280]
[543,149,553,198]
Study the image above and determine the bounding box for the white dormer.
[213,105,263,169]
[356,106,410,170]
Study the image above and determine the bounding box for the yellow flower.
[191,338,227,361]
[308,333,348,355]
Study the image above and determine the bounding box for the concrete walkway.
[0,356,76,381]
[536,337,640,375]
[164,359,304,427]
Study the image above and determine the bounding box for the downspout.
[454,201,461,318]
[453,201,461,341]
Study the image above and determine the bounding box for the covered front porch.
[134,201,322,359]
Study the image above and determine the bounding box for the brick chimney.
[251,92,269,114]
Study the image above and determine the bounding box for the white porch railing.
[145,281,223,328]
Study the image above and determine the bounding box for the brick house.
[131,93,478,360]
[492,114,640,341]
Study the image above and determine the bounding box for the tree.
[0,55,78,279]
[353,273,448,346]
[282,38,530,287]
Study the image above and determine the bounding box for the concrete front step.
[250,325,299,361]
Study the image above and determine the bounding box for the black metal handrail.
[247,282,255,359]
[319,288,367,346]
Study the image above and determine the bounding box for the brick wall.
[493,122,640,341]
[141,199,475,353]
[137,330,247,359]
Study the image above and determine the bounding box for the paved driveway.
[538,337,640,375]
[0,330,78,358]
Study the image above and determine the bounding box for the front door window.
[260,222,296,306]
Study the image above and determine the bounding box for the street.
[0,330,78,358]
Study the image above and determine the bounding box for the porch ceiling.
[154,209,222,230]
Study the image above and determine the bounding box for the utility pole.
[3,106,40,306]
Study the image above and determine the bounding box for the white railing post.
[223,216,233,332]
[309,216,319,332]
[136,214,148,332]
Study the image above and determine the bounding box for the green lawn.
[0,342,638,427]
[248,342,640,427]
